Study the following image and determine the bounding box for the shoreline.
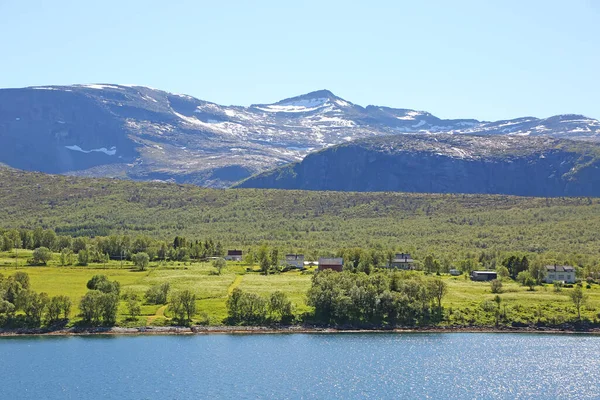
[2,324,600,337]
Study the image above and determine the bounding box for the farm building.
[318,258,344,272]
[471,271,497,281]
[388,253,415,270]
[542,265,576,284]
[225,250,243,262]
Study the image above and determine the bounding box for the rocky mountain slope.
[0,84,599,187]
[237,135,600,197]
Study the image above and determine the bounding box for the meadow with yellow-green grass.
[2,249,598,330]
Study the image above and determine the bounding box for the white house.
[543,265,576,284]
[285,254,305,269]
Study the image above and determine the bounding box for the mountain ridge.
[0,83,599,187]
[237,134,600,197]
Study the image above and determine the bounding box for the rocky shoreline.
[2,324,600,337]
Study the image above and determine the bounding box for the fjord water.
[1,333,599,399]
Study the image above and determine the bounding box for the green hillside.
[2,168,600,265]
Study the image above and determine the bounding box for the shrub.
[553,281,564,292]
[490,279,503,294]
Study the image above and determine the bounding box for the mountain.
[237,134,600,197]
[0,84,599,187]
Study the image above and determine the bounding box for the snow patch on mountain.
[65,145,117,156]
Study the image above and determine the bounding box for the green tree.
[212,258,227,275]
[145,283,170,304]
[423,255,436,274]
[490,279,503,294]
[569,286,588,320]
[87,275,120,295]
[31,247,52,265]
[77,249,89,266]
[169,290,197,324]
[496,266,510,280]
[126,296,141,320]
[46,295,72,323]
[268,291,293,322]
[17,290,49,325]
[132,252,150,271]
[428,278,447,310]
[59,248,74,266]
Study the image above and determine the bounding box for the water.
[1,332,599,399]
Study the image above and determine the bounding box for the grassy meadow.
[1,249,598,327]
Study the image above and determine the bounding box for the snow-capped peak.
[250,90,353,113]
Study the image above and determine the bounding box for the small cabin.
[318,257,344,272]
[471,271,497,281]
[225,249,243,262]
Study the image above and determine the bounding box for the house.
[543,265,576,284]
[285,254,305,269]
[471,271,497,281]
[318,257,344,272]
[388,253,415,270]
[449,269,462,276]
[225,250,243,262]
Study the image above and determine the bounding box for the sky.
[1,0,599,121]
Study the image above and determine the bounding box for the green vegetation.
[1,169,600,330]
[2,168,600,267]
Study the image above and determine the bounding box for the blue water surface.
[1,332,599,399]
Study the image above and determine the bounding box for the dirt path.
[227,275,243,296]
[146,305,168,325]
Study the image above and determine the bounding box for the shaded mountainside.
[0,84,599,187]
[237,135,600,197]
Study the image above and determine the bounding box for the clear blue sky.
[1,0,599,121]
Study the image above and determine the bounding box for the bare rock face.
[237,135,600,197]
[1,84,599,188]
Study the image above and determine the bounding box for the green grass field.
[2,249,598,327]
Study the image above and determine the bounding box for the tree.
[126,296,141,320]
[79,291,104,325]
[132,252,150,271]
[212,258,227,275]
[77,249,89,266]
[59,248,74,266]
[517,271,535,291]
[429,278,447,310]
[268,291,293,322]
[16,290,49,325]
[72,237,88,253]
[46,295,72,323]
[569,286,588,320]
[270,248,280,269]
[490,279,503,294]
[496,266,510,280]
[31,247,52,265]
[169,290,196,324]
[424,255,436,274]
[493,295,502,326]
[12,271,30,290]
[87,275,120,295]
[145,283,170,304]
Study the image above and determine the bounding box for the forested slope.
[1,168,600,264]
